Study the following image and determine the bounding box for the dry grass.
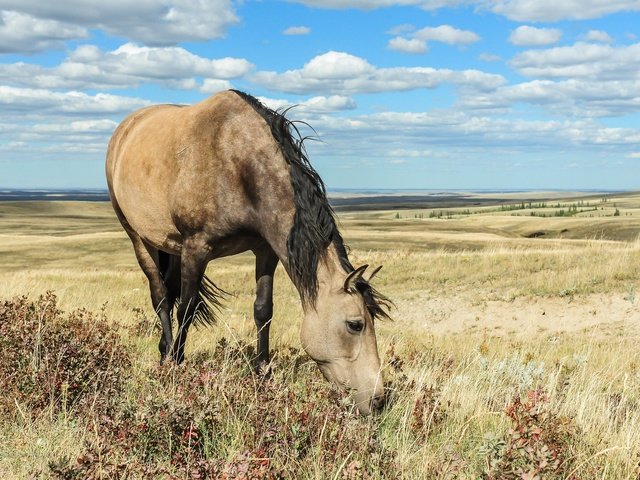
[1,195,640,478]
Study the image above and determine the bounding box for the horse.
[105,89,391,414]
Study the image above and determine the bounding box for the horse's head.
[301,264,390,415]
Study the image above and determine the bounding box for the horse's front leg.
[253,246,279,376]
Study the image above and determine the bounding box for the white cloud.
[388,37,428,54]
[489,0,640,22]
[293,110,640,164]
[200,79,233,93]
[257,95,357,114]
[511,42,640,80]
[414,25,480,44]
[283,26,311,35]
[289,0,640,21]
[386,23,416,35]
[101,43,252,79]
[388,148,433,158]
[388,24,479,54]
[509,26,562,46]
[253,50,505,94]
[0,86,151,115]
[583,30,613,43]
[288,0,426,8]
[0,0,239,46]
[32,119,118,133]
[298,95,357,112]
[459,78,640,118]
[302,51,374,79]
[626,152,640,158]
[0,11,88,53]
[0,43,252,91]
[479,53,501,62]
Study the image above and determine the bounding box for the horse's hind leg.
[128,234,174,363]
[158,251,181,356]
[253,245,279,376]
[172,239,208,364]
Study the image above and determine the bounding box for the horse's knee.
[254,300,273,324]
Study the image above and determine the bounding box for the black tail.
[191,274,227,327]
[158,252,227,327]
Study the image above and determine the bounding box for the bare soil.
[400,293,640,339]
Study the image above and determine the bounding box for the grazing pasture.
[1,194,640,478]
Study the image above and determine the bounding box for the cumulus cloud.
[257,95,357,114]
[200,79,233,94]
[414,25,480,44]
[31,119,118,133]
[288,0,427,8]
[389,24,480,53]
[509,26,562,46]
[0,43,252,91]
[295,109,640,162]
[0,11,88,53]
[459,78,640,118]
[0,86,151,115]
[511,42,640,80]
[583,30,613,43]
[489,0,640,22]
[479,53,501,62]
[253,50,504,94]
[289,0,640,21]
[283,26,311,35]
[0,0,239,46]
[388,37,427,53]
[302,51,374,79]
[298,95,357,112]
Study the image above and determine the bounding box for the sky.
[1,0,640,191]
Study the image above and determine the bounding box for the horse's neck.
[306,246,345,308]
[316,246,344,284]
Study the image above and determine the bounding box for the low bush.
[0,292,130,417]
[48,341,396,478]
[481,388,581,480]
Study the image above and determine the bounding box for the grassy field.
[1,193,640,478]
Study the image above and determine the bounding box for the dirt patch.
[398,293,640,339]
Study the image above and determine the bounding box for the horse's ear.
[367,265,383,283]
[343,265,368,292]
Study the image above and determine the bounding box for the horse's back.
[106,91,292,255]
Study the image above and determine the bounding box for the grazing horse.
[106,90,391,414]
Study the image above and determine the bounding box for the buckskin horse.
[106,90,390,414]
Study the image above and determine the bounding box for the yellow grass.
[1,194,640,478]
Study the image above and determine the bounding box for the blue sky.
[1,0,640,190]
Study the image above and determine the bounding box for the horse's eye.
[346,320,364,333]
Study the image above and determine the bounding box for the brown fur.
[106,90,387,414]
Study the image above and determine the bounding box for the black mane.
[231,90,391,319]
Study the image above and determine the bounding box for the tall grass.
[2,200,640,477]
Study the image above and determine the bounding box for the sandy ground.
[400,293,640,339]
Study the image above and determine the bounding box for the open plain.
[1,192,640,478]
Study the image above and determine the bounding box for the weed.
[482,388,580,479]
[624,284,636,303]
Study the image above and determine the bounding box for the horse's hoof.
[256,363,272,379]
